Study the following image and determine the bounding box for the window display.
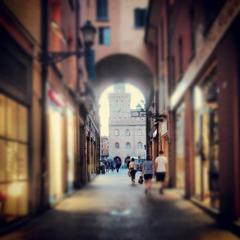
[0,94,29,223]
[6,98,18,139]
[193,75,219,209]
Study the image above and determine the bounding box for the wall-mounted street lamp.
[131,109,167,123]
[81,20,97,47]
[40,20,96,65]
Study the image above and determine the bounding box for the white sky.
[99,83,145,136]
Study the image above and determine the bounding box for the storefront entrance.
[66,108,76,194]
[175,104,185,190]
[48,106,64,205]
[193,73,220,209]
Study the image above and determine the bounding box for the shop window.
[18,144,28,180]
[0,94,29,223]
[99,27,111,45]
[134,8,147,28]
[18,105,28,142]
[193,75,220,209]
[0,140,5,181]
[6,98,18,139]
[96,0,108,21]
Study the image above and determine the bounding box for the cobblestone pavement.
[1,170,239,240]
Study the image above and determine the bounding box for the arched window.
[115,142,120,149]
[125,129,130,136]
[137,142,143,149]
[126,142,131,149]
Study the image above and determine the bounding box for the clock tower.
[108,83,146,164]
[109,84,131,118]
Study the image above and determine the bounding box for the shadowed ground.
[1,170,238,240]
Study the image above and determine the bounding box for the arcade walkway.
[1,170,238,240]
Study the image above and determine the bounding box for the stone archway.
[93,54,154,105]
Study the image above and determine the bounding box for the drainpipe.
[40,0,49,211]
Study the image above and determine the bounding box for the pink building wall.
[86,0,154,74]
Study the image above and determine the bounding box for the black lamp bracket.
[40,50,84,65]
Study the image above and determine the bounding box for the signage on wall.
[48,89,64,108]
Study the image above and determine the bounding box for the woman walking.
[142,156,153,194]
[128,158,136,183]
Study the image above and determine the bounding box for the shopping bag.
[138,175,143,184]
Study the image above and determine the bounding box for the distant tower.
[108,84,146,164]
[109,84,131,116]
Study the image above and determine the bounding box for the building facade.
[0,0,99,228]
[108,84,146,164]
[100,136,109,160]
[0,0,42,226]
[83,0,154,111]
[146,0,240,223]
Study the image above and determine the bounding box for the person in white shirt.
[155,150,168,194]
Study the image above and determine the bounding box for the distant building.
[108,84,146,164]
[100,136,109,159]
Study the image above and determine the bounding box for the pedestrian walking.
[125,156,131,169]
[142,155,153,194]
[155,150,168,194]
[115,157,122,173]
[128,158,136,183]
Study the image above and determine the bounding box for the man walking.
[155,151,168,194]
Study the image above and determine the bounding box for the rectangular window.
[99,27,111,45]
[134,8,147,28]
[178,37,183,77]
[96,0,108,21]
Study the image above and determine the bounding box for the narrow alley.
[1,171,238,240]
[1,0,240,238]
